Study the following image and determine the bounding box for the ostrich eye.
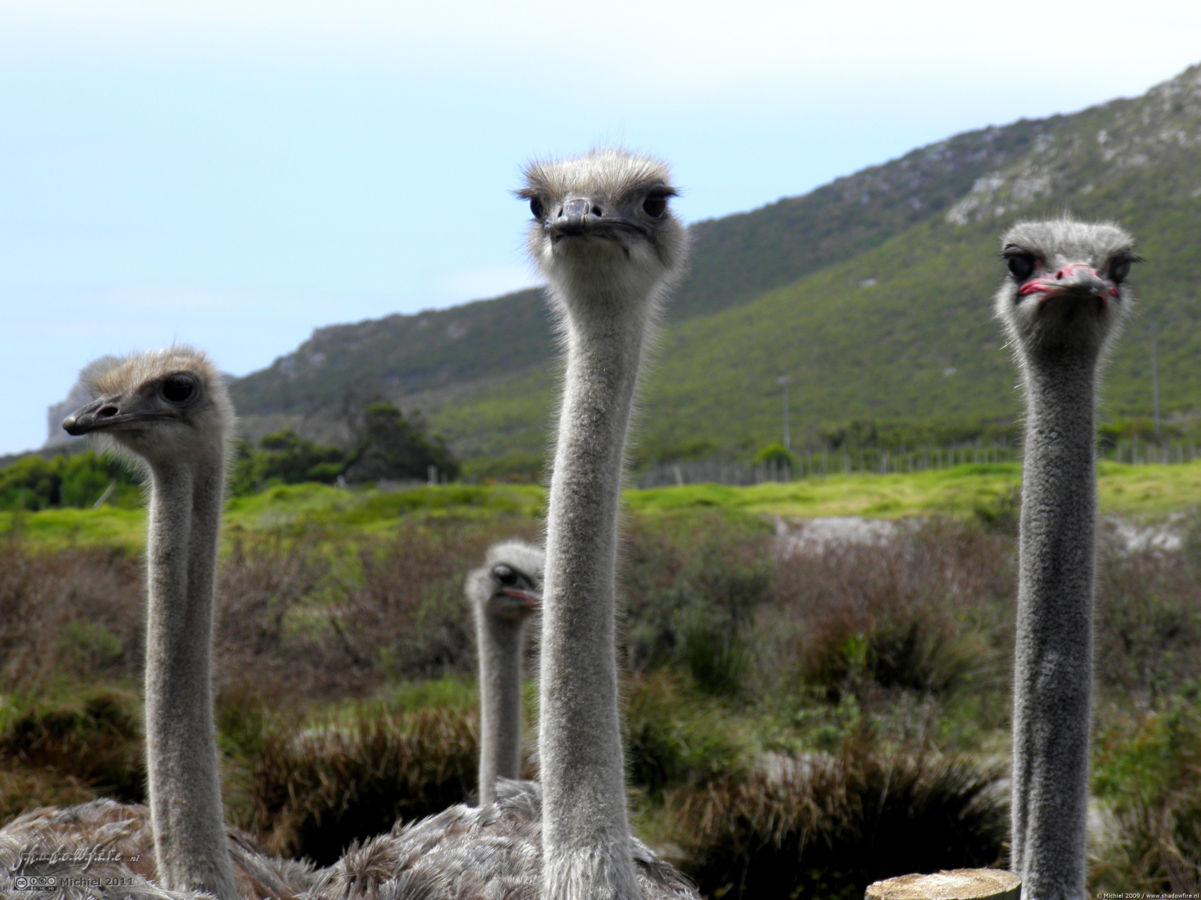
[1108,253,1135,284]
[160,373,197,404]
[492,564,517,586]
[529,197,545,220]
[642,191,669,218]
[1004,251,1037,282]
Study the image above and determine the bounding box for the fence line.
[635,439,1201,488]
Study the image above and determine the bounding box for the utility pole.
[777,375,792,451]
[1151,321,1161,441]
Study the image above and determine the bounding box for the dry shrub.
[337,528,487,681]
[1095,524,1201,706]
[670,744,1007,900]
[0,544,148,818]
[215,522,540,704]
[1087,523,1201,892]
[619,511,774,689]
[215,535,339,699]
[238,706,481,866]
[762,519,1013,705]
[0,542,143,691]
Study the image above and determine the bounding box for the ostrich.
[466,540,543,806]
[1,348,313,900]
[522,148,690,899]
[995,219,1138,898]
[301,149,696,899]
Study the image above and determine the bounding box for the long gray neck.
[539,296,651,900]
[145,453,237,900]
[1011,353,1098,899]
[476,614,525,806]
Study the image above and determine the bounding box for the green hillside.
[229,64,1201,471]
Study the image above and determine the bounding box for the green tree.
[230,430,347,495]
[60,454,118,507]
[0,451,137,510]
[754,443,797,473]
[345,402,460,484]
[0,456,62,509]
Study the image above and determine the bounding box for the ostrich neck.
[540,302,649,899]
[477,616,525,806]
[1011,354,1098,897]
[145,454,237,900]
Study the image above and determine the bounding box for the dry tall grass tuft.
[0,688,146,819]
[238,706,485,865]
[670,744,1007,900]
[0,768,97,823]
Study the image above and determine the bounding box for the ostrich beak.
[501,586,541,610]
[63,395,126,436]
[548,197,649,243]
[1018,263,1119,305]
[62,391,170,436]
[562,198,592,219]
[549,198,597,238]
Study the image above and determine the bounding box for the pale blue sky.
[4,0,1201,455]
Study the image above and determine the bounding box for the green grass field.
[6,460,1200,551]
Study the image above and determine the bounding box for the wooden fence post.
[865,869,1019,900]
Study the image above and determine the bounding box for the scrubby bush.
[670,743,1007,900]
[348,533,479,682]
[972,485,1020,535]
[1092,696,1201,893]
[215,522,540,702]
[238,706,482,865]
[0,543,144,692]
[214,535,340,698]
[762,518,1012,708]
[1096,521,1201,706]
[622,673,751,799]
[0,688,145,814]
[620,510,774,693]
[0,768,97,824]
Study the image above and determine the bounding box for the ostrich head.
[995,219,1139,360]
[61,346,234,470]
[517,149,688,318]
[467,541,544,626]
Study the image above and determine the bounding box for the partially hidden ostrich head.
[517,149,688,320]
[995,219,1139,361]
[61,346,235,472]
[467,540,544,627]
